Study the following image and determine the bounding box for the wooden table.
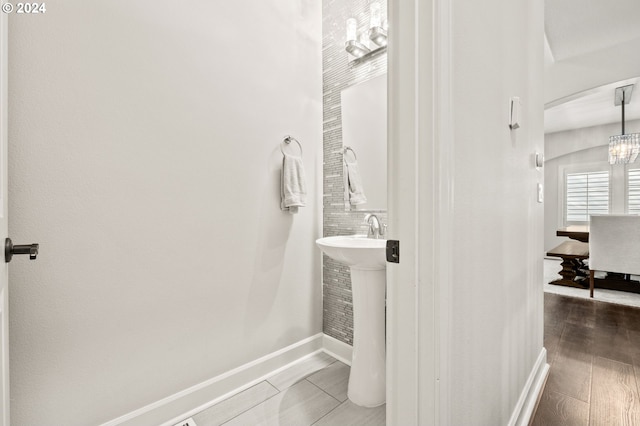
[556,225,589,242]
[546,240,589,288]
[550,225,640,294]
[547,226,590,288]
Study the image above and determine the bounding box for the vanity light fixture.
[609,84,640,165]
[368,2,387,47]
[345,2,388,61]
[345,18,371,58]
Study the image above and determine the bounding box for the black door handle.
[5,238,39,262]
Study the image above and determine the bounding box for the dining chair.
[589,214,640,298]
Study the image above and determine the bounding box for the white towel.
[281,153,307,214]
[345,159,367,205]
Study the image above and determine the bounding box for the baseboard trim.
[321,334,353,366]
[102,333,547,426]
[101,333,324,426]
[508,348,550,426]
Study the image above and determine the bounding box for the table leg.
[549,255,588,288]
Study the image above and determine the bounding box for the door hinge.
[386,240,399,263]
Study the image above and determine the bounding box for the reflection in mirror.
[341,73,387,211]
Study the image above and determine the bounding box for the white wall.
[7,1,322,425]
[544,119,640,251]
[447,0,544,423]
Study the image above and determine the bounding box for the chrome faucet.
[364,214,386,239]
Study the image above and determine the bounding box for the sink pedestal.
[315,235,387,407]
[348,266,386,407]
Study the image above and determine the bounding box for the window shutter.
[629,169,640,214]
[566,171,609,222]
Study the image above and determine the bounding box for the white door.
[0,8,8,426]
[387,0,450,424]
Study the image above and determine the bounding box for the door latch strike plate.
[386,240,399,263]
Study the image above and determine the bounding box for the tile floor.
[191,352,385,426]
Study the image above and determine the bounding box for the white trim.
[100,333,323,426]
[626,166,640,214]
[386,0,422,423]
[543,33,555,66]
[388,0,450,423]
[508,349,550,426]
[321,334,353,366]
[431,0,454,424]
[0,8,8,426]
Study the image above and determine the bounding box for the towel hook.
[282,135,303,156]
[343,146,357,162]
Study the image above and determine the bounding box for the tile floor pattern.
[531,293,640,425]
[191,352,385,426]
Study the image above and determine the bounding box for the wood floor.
[531,293,640,425]
[190,352,385,426]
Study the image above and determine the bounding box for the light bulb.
[346,18,357,42]
[370,2,381,28]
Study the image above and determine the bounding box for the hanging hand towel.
[345,159,367,205]
[281,153,307,214]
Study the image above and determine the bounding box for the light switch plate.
[537,183,544,203]
[535,152,544,168]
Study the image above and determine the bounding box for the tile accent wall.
[322,0,388,346]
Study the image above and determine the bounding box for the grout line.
[192,356,355,425]
[627,329,640,400]
[305,377,343,404]
[267,356,339,392]
[265,378,279,391]
[220,376,344,426]
[588,352,593,426]
[306,362,351,425]
[309,392,346,426]
[587,349,593,407]
[219,382,283,426]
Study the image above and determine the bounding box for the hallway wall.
[7,2,322,425]
[445,0,545,423]
[385,0,545,422]
[544,119,640,252]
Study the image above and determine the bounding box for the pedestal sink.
[316,235,386,407]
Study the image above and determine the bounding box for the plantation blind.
[566,171,609,222]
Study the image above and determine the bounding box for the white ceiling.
[544,77,640,134]
[545,0,640,62]
[544,0,640,134]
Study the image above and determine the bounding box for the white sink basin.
[316,235,386,269]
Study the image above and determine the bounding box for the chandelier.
[609,84,640,165]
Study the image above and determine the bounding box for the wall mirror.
[341,73,387,211]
